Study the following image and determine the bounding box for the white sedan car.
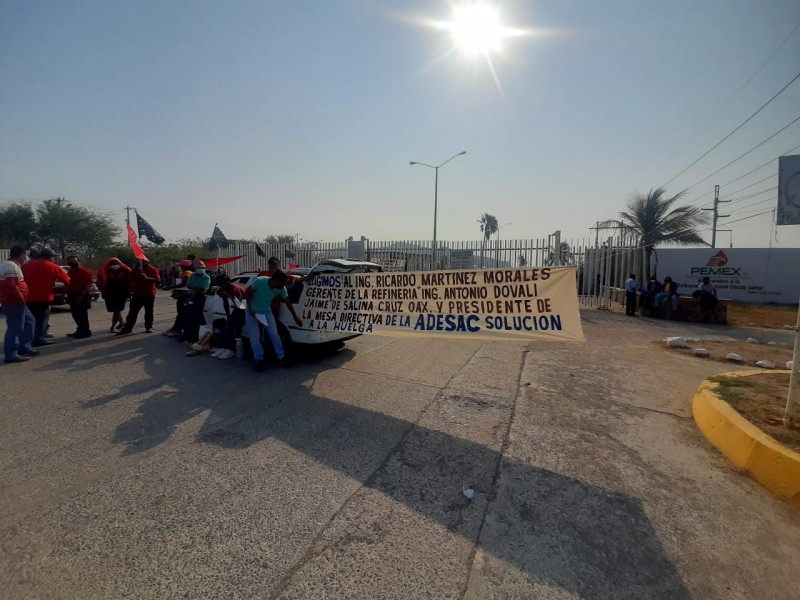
[203,259,383,355]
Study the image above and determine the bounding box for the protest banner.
[297,266,584,342]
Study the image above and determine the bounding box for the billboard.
[778,154,800,226]
[656,248,800,304]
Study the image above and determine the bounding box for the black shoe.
[256,359,268,372]
[18,349,40,357]
[66,331,79,337]
[74,332,92,339]
[277,358,291,368]
[32,340,55,347]
[4,356,29,364]
[116,329,132,336]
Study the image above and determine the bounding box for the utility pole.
[125,206,134,247]
[703,185,730,248]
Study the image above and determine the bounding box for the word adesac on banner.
[297,267,585,343]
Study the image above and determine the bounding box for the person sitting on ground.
[654,275,679,314]
[186,318,227,356]
[244,269,302,371]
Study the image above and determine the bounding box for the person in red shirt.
[20,248,70,346]
[258,256,316,313]
[1,246,37,363]
[97,257,131,332]
[118,259,160,334]
[65,255,94,339]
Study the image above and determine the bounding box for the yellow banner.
[299,267,584,342]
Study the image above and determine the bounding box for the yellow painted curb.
[692,370,800,505]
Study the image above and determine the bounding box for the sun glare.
[441,3,517,57]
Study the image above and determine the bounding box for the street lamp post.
[497,222,512,267]
[410,151,466,269]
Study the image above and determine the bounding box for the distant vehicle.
[53,266,101,306]
[203,259,383,356]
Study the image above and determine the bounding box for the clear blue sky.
[2,0,799,248]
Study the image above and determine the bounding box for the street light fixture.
[410,150,466,268]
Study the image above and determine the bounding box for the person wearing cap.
[20,247,70,346]
[258,257,315,283]
[180,260,211,343]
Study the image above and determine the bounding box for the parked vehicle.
[203,259,383,355]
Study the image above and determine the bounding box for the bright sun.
[441,3,518,57]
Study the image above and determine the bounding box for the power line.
[651,20,800,188]
[727,197,775,215]
[698,174,776,209]
[720,209,774,226]
[727,185,778,205]
[690,141,800,206]
[680,115,800,193]
[662,70,800,188]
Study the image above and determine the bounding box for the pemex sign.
[657,248,800,304]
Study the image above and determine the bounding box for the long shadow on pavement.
[75,335,690,599]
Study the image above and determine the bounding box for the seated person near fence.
[653,276,679,312]
[639,276,662,308]
[692,276,718,316]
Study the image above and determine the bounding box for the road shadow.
[77,333,689,598]
[194,384,689,598]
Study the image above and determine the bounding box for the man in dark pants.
[180,260,211,343]
[65,255,94,338]
[118,259,159,334]
[624,273,638,317]
[21,248,70,345]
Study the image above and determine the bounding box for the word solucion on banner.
[298,267,585,343]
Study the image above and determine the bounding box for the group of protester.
[164,256,309,371]
[623,273,718,318]
[0,246,163,364]
[2,245,312,371]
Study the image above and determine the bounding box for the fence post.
[785,295,800,425]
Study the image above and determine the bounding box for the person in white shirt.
[697,276,718,317]
[624,273,638,316]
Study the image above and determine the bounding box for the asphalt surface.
[1,293,798,599]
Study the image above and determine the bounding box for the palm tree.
[609,188,708,280]
[478,213,498,267]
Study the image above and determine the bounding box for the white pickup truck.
[202,259,383,355]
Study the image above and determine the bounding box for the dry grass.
[727,302,797,329]
[710,374,800,451]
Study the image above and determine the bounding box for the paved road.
[1,294,798,599]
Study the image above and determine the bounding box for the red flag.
[202,255,245,267]
[127,223,148,261]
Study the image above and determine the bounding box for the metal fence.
[212,232,644,310]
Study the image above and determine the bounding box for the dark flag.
[284,248,296,259]
[209,224,230,251]
[136,212,165,245]
[255,243,266,257]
